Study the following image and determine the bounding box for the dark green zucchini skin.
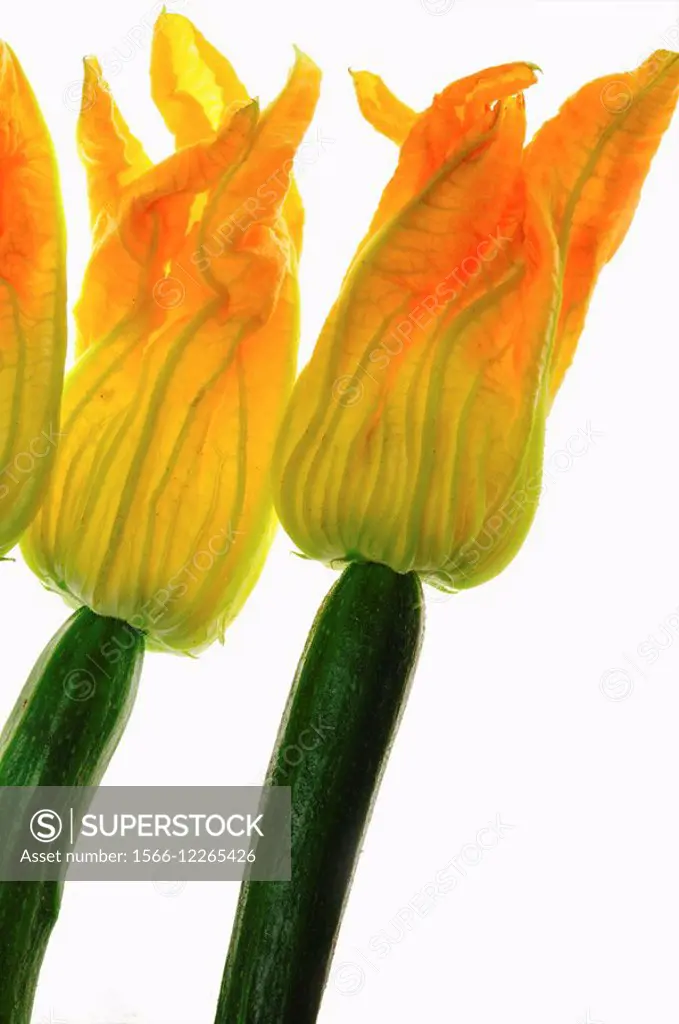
[0,607,145,1023]
[215,561,424,1023]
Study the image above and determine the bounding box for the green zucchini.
[0,607,145,1023]
[215,560,424,1023]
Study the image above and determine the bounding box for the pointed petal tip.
[239,96,260,123]
[82,55,101,77]
[0,41,21,85]
[291,44,320,74]
[155,6,181,27]
[214,95,259,138]
[152,7,195,41]
[0,40,17,60]
[79,56,108,117]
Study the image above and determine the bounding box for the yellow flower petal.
[275,54,678,586]
[24,18,320,650]
[282,178,304,257]
[77,57,151,240]
[74,102,259,356]
[150,11,249,148]
[364,62,538,242]
[274,185,558,577]
[23,273,299,653]
[350,70,418,145]
[0,43,66,555]
[193,48,321,310]
[273,71,548,577]
[150,13,308,257]
[281,90,527,407]
[525,50,679,396]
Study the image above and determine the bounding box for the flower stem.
[215,561,424,1023]
[0,607,145,1023]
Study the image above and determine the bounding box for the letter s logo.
[30,809,63,843]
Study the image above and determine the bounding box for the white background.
[2,0,679,1021]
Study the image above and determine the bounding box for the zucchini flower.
[0,43,66,555]
[1,22,320,1020]
[273,54,679,590]
[220,56,679,1021]
[22,14,321,650]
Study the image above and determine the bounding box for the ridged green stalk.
[0,608,145,1023]
[216,561,424,1023]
